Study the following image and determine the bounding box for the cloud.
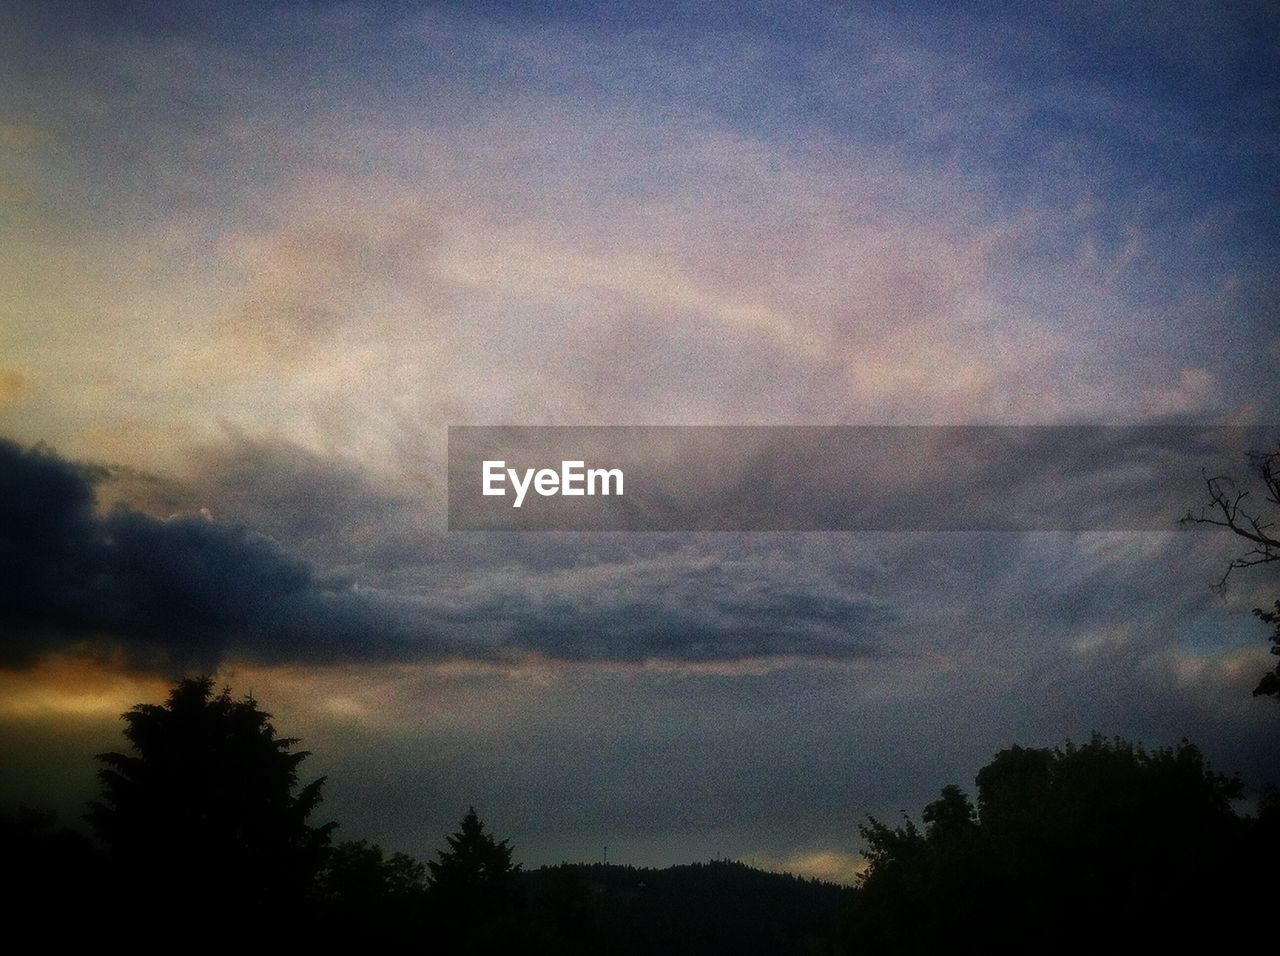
[446,546,892,663]
[0,122,58,151]
[1138,368,1217,417]
[0,438,898,671]
[221,196,449,357]
[165,431,430,567]
[0,370,27,406]
[746,848,868,886]
[5,0,1276,467]
[1,0,1278,877]
[0,437,452,670]
[449,424,1275,532]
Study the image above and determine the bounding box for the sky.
[1,0,1278,882]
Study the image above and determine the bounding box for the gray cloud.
[444,546,892,663]
[0,437,896,670]
[0,438,454,669]
[4,432,1278,872]
[448,425,1278,531]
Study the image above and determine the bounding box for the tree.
[847,735,1259,951]
[1182,444,1280,698]
[1182,446,1280,587]
[1254,600,1280,698]
[426,807,522,951]
[316,839,428,939]
[0,806,108,931]
[852,786,984,951]
[87,676,335,922]
[920,784,975,837]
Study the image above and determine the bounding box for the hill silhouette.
[521,860,852,955]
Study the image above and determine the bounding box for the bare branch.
[1181,452,1280,593]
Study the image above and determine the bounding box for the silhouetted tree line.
[0,677,849,951]
[0,675,1275,950]
[847,736,1278,952]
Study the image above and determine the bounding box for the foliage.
[1252,599,1280,698]
[316,839,428,938]
[426,807,523,952]
[7,677,1271,949]
[0,806,108,934]
[848,735,1267,951]
[86,676,334,919]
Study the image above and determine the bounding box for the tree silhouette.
[87,676,334,922]
[427,807,521,951]
[316,839,428,938]
[848,735,1262,951]
[1182,446,1280,587]
[0,806,109,932]
[1252,599,1280,699]
[920,784,975,837]
[1182,445,1280,698]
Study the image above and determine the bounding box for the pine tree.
[87,676,334,921]
[427,807,521,949]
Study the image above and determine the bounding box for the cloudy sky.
[2,0,1278,881]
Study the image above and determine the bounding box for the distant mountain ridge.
[521,859,853,955]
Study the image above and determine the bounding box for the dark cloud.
[4,436,1278,871]
[180,433,428,565]
[0,438,894,671]
[96,433,448,581]
[0,437,456,669]
[449,550,891,663]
